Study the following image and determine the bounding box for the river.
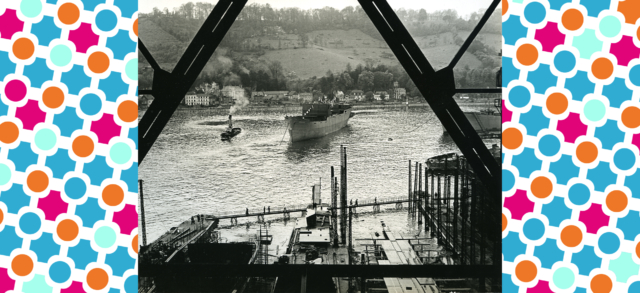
[138,105,499,253]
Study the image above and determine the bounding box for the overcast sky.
[140,0,495,18]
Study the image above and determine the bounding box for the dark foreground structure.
[138,0,503,291]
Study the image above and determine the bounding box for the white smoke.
[229,91,250,114]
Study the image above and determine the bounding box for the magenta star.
[68,23,99,53]
[579,203,610,234]
[113,204,138,235]
[535,22,566,52]
[15,99,46,130]
[0,9,24,40]
[504,189,535,220]
[557,112,587,143]
[503,99,512,123]
[37,190,69,221]
[610,36,640,66]
[90,114,122,144]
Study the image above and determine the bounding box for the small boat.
[221,115,241,141]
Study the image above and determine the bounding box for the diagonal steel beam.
[449,0,501,69]
[139,0,248,163]
[358,0,500,197]
[139,38,161,71]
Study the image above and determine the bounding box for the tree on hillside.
[365,91,374,101]
[357,70,374,92]
[418,9,427,21]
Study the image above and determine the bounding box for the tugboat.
[221,115,241,141]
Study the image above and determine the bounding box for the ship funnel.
[228,115,232,128]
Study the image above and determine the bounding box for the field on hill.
[139,18,500,85]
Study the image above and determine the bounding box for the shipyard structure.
[139,146,501,293]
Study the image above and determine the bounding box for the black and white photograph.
[137,0,503,292]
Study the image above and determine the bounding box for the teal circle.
[110,142,132,165]
[0,164,11,186]
[20,0,42,18]
[34,128,57,151]
[553,267,575,289]
[583,100,606,122]
[125,59,138,81]
[599,15,622,38]
[50,45,73,67]
[94,226,117,248]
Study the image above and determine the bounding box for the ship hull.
[287,108,352,142]
[444,112,500,134]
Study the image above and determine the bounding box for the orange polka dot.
[118,100,138,123]
[132,235,139,254]
[11,254,33,277]
[516,44,538,66]
[72,135,94,158]
[591,274,612,293]
[0,122,20,144]
[102,184,124,206]
[58,3,80,25]
[0,209,3,225]
[42,87,65,109]
[503,128,523,150]
[560,225,582,247]
[637,26,640,42]
[502,0,509,16]
[515,260,537,282]
[502,213,508,232]
[562,9,583,31]
[12,38,34,60]
[622,106,640,129]
[133,19,138,37]
[87,268,109,290]
[88,52,110,74]
[546,92,568,115]
[576,141,598,164]
[592,58,614,80]
[530,176,553,199]
[27,170,49,193]
[57,219,79,241]
[606,190,627,213]
[636,242,640,259]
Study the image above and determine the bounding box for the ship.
[443,99,501,138]
[221,115,241,141]
[285,104,353,142]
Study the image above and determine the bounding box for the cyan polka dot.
[503,169,516,192]
[599,15,622,38]
[554,51,576,73]
[598,232,620,254]
[20,0,42,18]
[583,99,606,122]
[538,134,561,156]
[523,218,545,241]
[613,148,636,171]
[509,86,531,108]
[64,177,87,200]
[95,9,118,32]
[49,261,71,283]
[126,59,138,81]
[125,275,137,293]
[630,65,640,87]
[79,93,102,116]
[50,45,73,67]
[0,163,11,186]
[553,267,575,290]
[629,281,640,293]
[524,2,546,24]
[19,212,42,234]
[110,142,132,165]
[568,183,590,206]
[94,226,117,248]
[34,128,57,151]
